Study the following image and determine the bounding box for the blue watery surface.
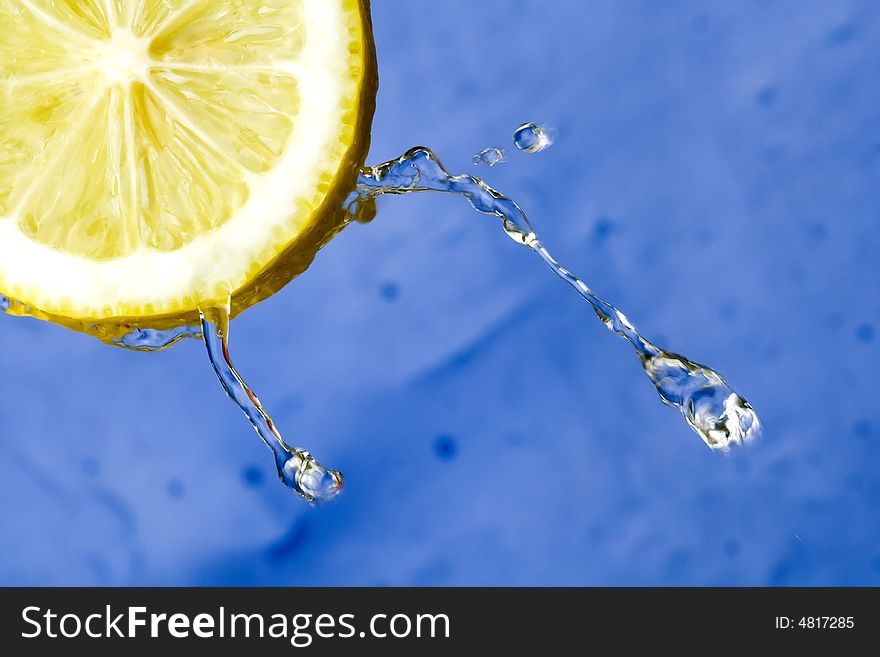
[1,0,879,585]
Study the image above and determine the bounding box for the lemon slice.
[0,0,376,336]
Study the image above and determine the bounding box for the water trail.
[513,122,554,154]
[200,304,343,502]
[1,147,759,505]
[114,325,202,351]
[350,147,760,450]
[473,146,506,167]
[1,292,201,351]
[2,291,341,500]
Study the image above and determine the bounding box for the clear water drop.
[473,146,506,167]
[513,122,554,153]
[282,452,344,503]
[641,352,761,449]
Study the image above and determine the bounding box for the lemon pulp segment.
[0,0,376,332]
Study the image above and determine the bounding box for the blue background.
[1,0,879,586]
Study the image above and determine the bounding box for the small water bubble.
[473,147,506,167]
[513,122,554,153]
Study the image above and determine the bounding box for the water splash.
[1,292,201,351]
[1,146,759,505]
[513,122,554,153]
[351,147,760,450]
[473,146,506,167]
[1,289,341,501]
[114,325,202,351]
[200,304,343,503]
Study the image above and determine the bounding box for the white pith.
[0,0,359,319]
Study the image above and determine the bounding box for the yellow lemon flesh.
[0,0,376,338]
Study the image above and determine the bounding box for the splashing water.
[513,122,554,153]
[114,325,203,351]
[111,311,344,501]
[201,305,343,503]
[473,147,506,167]
[350,147,760,450]
[0,295,341,502]
[1,145,759,504]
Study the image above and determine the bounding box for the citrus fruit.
[0,0,376,337]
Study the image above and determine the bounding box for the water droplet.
[473,147,506,167]
[642,352,761,449]
[513,122,554,153]
[282,452,343,503]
